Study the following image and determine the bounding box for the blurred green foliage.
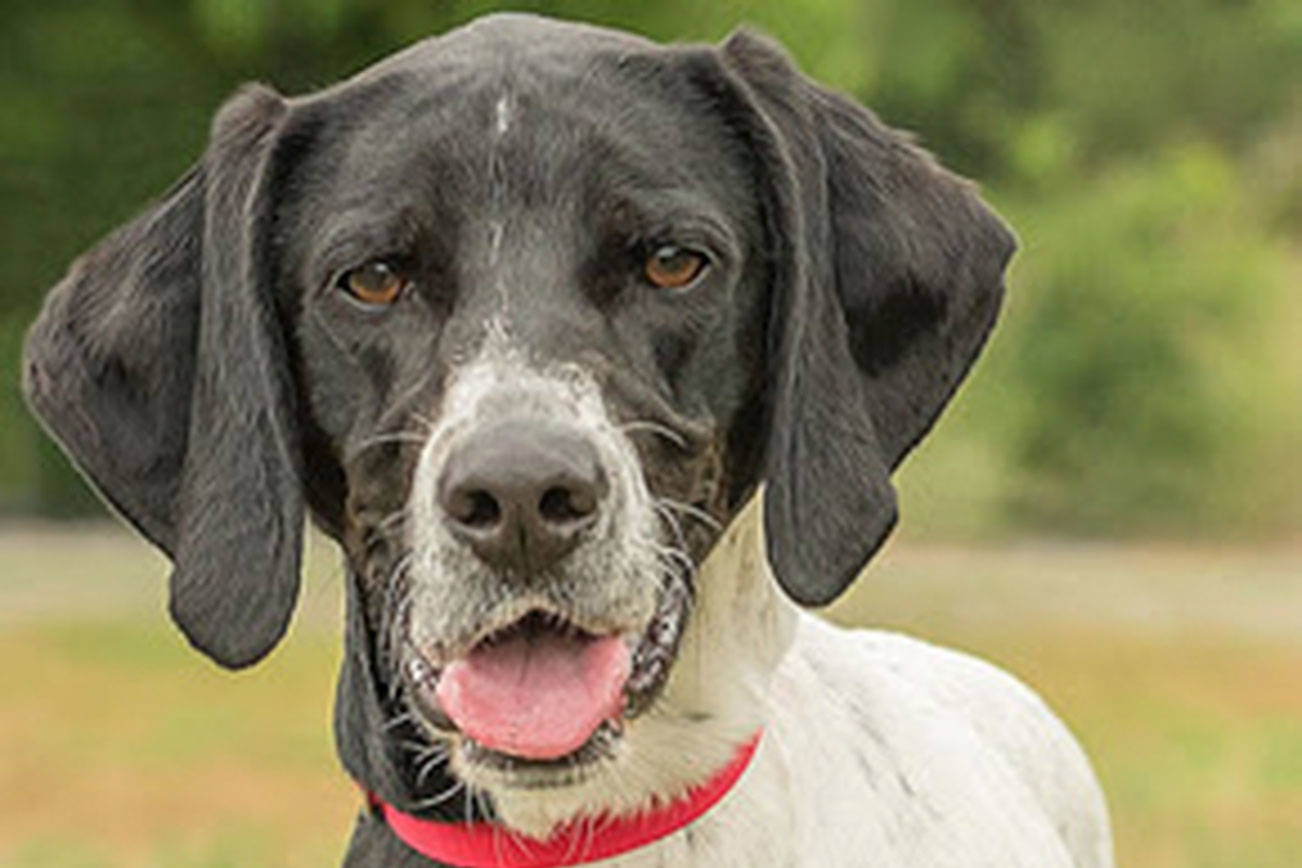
[2,0,1299,535]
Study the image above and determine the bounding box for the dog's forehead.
[295,19,742,215]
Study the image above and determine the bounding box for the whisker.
[656,496,722,532]
[382,583,417,694]
[384,711,416,732]
[651,502,689,553]
[652,544,694,574]
[408,741,450,763]
[396,740,423,753]
[384,602,416,689]
[374,509,408,536]
[490,793,533,863]
[382,367,440,428]
[619,419,687,449]
[416,749,452,788]
[410,779,466,811]
[344,430,428,462]
[410,410,438,433]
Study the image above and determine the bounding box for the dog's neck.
[489,491,799,837]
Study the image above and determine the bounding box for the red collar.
[366,730,762,867]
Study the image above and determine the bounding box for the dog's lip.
[459,719,624,782]
[401,590,690,759]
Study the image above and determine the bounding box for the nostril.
[448,488,502,529]
[539,484,597,524]
[436,419,607,573]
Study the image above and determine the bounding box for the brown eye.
[338,260,407,307]
[644,245,707,290]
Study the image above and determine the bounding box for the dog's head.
[23,15,1011,834]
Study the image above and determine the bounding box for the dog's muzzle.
[427,415,627,761]
[399,362,692,774]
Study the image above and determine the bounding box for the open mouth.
[401,588,689,770]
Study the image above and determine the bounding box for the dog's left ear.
[713,32,1015,605]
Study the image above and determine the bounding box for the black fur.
[717,31,1014,604]
[21,15,1012,864]
[24,83,304,668]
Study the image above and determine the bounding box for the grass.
[1,524,1300,866]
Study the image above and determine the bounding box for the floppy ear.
[22,84,305,668]
[715,32,1015,605]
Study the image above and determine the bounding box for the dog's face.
[23,14,1013,830]
[291,44,766,783]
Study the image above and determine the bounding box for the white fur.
[489,494,1114,866]
[494,92,513,136]
[402,335,1111,864]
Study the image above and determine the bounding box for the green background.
[3,0,1300,540]
[2,4,1301,865]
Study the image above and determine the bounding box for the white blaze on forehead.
[494,91,513,135]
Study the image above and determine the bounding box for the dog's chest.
[593,620,1090,868]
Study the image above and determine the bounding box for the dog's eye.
[337,260,408,307]
[644,245,707,290]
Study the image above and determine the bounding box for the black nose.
[437,419,608,575]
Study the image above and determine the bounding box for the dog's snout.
[438,419,608,574]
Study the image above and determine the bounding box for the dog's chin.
[400,583,691,793]
[451,718,624,792]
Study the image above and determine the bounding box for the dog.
[22,14,1112,867]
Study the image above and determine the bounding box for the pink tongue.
[436,631,631,760]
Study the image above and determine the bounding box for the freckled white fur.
[491,494,1114,866]
[407,330,661,659]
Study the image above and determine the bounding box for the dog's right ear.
[22,84,306,669]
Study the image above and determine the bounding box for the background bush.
[3,0,1298,537]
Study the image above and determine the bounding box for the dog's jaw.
[485,493,798,838]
